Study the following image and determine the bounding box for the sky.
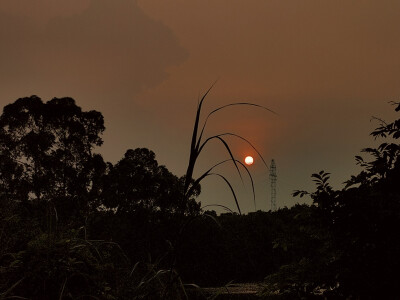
[1,0,400,213]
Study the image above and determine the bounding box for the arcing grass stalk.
[183,84,276,214]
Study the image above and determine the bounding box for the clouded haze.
[1,0,400,212]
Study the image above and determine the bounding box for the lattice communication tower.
[269,159,277,211]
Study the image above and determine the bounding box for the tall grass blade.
[202,204,235,214]
[183,84,275,214]
[196,158,256,209]
[235,159,256,210]
[202,212,223,229]
[186,157,255,211]
[207,173,241,214]
[197,102,277,147]
[197,135,243,181]
[59,277,67,300]
[0,277,25,299]
[184,83,217,194]
[129,261,141,277]
[217,133,269,169]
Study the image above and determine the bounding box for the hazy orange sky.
[1,0,400,212]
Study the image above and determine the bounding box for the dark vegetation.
[1,95,400,299]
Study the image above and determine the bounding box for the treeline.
[0,96,200,299]
[259,103,400,299]
[1,96,400,299]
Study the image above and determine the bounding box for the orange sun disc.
[244,156,254,165]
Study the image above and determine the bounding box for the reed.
[183,84,276,214]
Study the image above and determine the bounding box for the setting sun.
[244,156,254,165]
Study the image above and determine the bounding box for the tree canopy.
[102,148,200,216]
[0,96,106,221]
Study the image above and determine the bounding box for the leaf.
[202,204,235,214]
[292,190,309,198]
[355,155,364,162]
[0,277,25,298]
[311,173,322,180]
[215,133,270,169]
[183,83,275,214]
[202,212,223,228]
[59,277,68,300]
[208,173,241,215]
[196,135,244,187]
[322,176,330,183]
[197,102,277,148]
[184,83,217,194]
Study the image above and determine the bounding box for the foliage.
[102,148,200,216]
[0,226,186,300]
[263,102,400,299]
[3,94,400,299]
[0,96,106,225]
[0,96,192,299]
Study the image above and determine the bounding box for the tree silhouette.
[265,102,400,298]
[0,96,106,224]
[102,148,200,216]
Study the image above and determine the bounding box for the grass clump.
[183,84,276,214]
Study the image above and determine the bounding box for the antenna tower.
[269,159,277,211]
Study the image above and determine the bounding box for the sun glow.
[244,156,254,165]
